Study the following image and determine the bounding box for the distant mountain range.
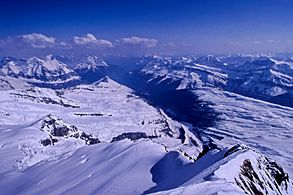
[135,54,293,107]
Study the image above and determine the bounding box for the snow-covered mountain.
[1,55,76,80]
[0,55,80,88]
[0,55,126,87]
[133,55,227,93]
[72,56,111,83]
[0,54,292,194]
[137,55,293,107]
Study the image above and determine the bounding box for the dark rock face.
[264,159,289,190]
[111,132,158,143]
[239,159,264,195]
[40,137,58,146]
[235,157,290,195]
[41,115,79,137]
[178,127,186,144]
[40,114,100,146]
[80,132,100,145]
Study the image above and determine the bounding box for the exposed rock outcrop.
[40,114,99,146]
[111,132,158,142]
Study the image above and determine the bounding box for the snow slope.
[0,54,292,194]
[0,77,204,178]
[0,140,166,195]
[193,87,293,177]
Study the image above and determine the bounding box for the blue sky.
[1,0,293,55]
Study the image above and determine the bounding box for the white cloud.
[119,36,158,48]
[73,33,113,48]
[59,41,68,46]
[19,33,56,48]
[0,33,161,56]
[254,40,276,45]
[254,40,262,44]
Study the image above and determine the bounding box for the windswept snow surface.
[193,87,293,176]
[0,140,166,195]
[0,77,209,194]
[0,54,293,194]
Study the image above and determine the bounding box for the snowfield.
[193,87,293,177]
[0,54,292,194]
[0,140,166,195]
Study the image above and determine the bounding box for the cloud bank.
[0,33,160,57]
[73,33,113,48]
[19,33,56,49]
[118,36,158,48]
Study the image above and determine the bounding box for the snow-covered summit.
[0,55,77,82]
[92,76,121,88]
[74,56,109,71]
[196,55,224,67]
